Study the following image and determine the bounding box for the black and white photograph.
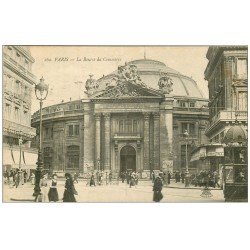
[2,45,248,203]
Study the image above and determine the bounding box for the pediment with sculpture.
[93,81,163,99]
[85,62,173,99]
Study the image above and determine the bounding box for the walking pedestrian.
[135,172,139,185]
[48,174,59,202]
[90,172,96,186]
[153,173,164,202]
[14,170,21,188]
[39,174,48,202]
[213,171,220,188]
[167,171,171,185]
[126,171,130,184]
[121,171,125,183]
[23,171,27,183]
[73,172,79,183]
[181,171,185,184]
[31,172,35,185]
[63,173,77,202]
[152,170,155,183]
[109,172,112,184]
[129,171,136,188]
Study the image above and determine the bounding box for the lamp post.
[184,129,190,187]
[33,77,49,198]
[18,132,23,171]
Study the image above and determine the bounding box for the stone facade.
[203,46,248,172]
[31,59,209,176]
[3,46,37,171]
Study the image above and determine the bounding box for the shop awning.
[206,144,224,157]
[23,152,38,169]
[3,148,14,165]
[190,146,206,162]
[190,144,224,162]
[3,148,37,169]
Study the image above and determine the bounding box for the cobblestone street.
[3,180,225,203]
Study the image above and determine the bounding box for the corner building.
[3,46,37,172]
[31,59,209,177]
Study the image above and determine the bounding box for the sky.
[29,46,209,113]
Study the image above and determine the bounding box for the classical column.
[114,141,118,172]
[104,113,111,170]
[159,96,174,171]
[95,113,101,170]
[153,112,160,170]
[143,113,150,170]
[83,102,95,172]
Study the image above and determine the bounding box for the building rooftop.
[96,58,206,99]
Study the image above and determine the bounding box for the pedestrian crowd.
[120,170,139,187]
[86,170,120,186]
[191,170,220,188]
[35,172,77,202]
[3,169,30,188]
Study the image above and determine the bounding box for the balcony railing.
[31,109,84,123]
[178,133,197,139]
[211,110,247,124]
[114,132,141,138]
[3,53,36,80]
[3,119,36,138]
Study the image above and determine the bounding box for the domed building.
[31,58,209,177]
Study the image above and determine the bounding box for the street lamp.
[33,77,49,198]
[184,129,190,187]
[18,131,23,171]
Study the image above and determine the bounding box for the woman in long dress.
[153,173,164,202]
[48,174,59,202]
[63,173,77,202]
[90,173,96,186]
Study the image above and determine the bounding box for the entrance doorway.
[120,145,136,173]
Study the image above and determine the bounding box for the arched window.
[43,147,53,173]
[67,145,80,170]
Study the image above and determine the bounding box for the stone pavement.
[3,180,225,203]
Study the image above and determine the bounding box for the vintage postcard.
[2,45,248,202]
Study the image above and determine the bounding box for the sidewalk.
[166,181,222,190]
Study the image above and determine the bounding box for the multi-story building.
[190,46,248,200]
[31,59,209,177]
[3,46,37,173]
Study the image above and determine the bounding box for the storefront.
[3,146,38,175]
[190,144,224,173]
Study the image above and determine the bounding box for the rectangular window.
[119,120,123,133]
[189,123,195,135]
[14,107,20,122]
[75,125,79,135]
[181,123,195,135]
[124,120,132,133]
[133,120,138,133]
[238,91,247,110]
[189,102,195,108]
[237,59,247,79]
[181,123,188,133]
[67,146,80,169]
[23,110,28,124]
[5,103,11,119]
[45,128,49,138]
[68,125,74,136]
[180,102,187,107]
